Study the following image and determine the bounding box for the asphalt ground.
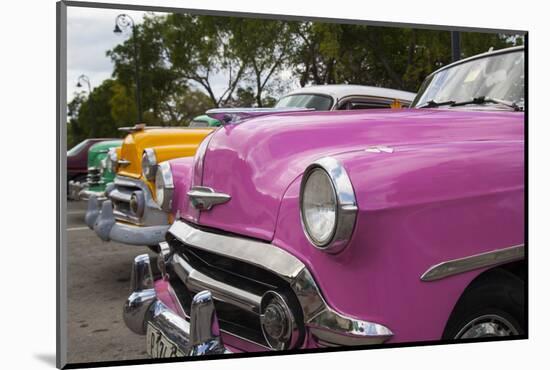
[66,200,150,364]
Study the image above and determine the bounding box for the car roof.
[282,84,416,102]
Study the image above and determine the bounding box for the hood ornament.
[188,186,231,211]
[118,123,163,132]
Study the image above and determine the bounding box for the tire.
[443,268,525,340]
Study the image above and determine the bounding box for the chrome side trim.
[300,156,358,254]
[167,220,393,346]
[420,244,525,282]
[187,186,231,211]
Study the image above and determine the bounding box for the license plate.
[146,323,185,358]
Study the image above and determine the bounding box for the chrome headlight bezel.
[299,157,358,254]
[142,148,158,181]
[106,148,119,173]
[155,161,174,212]
[99,158,107,171]
[192,131,216,187]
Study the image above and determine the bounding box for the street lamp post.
[451,31,461,62]
[114,14,143,123]
[76,74,96,137]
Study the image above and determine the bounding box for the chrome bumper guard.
[68,180,87,201]
[124,254,229,357]
[110,176,168,226]
[86,196,168,246]
[165,221,393,348]
[84,178,169,246]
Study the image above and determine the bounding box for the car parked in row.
[74,139,122,201]
[67,138,118,200]
[86,86,415,249]
[123,46,524,357]
[85,124,216,247]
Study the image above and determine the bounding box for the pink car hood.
[194,108,523,241]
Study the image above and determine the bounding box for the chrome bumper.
[87,198,169,246]
[68,180,87,201]
[164,221,393,348]
[124,254,229,357]
[85,176,169,246]
[79,189,106,202]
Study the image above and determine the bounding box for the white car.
[275,84,416,110]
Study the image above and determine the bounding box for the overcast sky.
[67,6,300,107]
[67,7,149,101]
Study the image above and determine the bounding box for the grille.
[87,168,103,185]
[110,182,142,224]
[165,231,302,348]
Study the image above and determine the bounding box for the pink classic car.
[123,46,525,357]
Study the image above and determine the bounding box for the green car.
[189,114,221,127]
[79,139,122,200]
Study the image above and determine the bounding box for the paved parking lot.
[66,200,149,364]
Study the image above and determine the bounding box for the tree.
[162,14,246,107]
[107,14,186,124]
[289,23,521,92]
[74,13,524,145]
[223,18,297,106]
[67,79,128,147]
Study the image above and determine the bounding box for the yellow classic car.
[85,123,216,248]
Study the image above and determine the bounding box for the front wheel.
[443,269,525,340]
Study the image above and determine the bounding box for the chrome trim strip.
[187,186,231,211]
[300,156,358,254]
[117,159,131,167]
[118,123,163,132]
[171,253,262,312]
[167,220,393,346]
[420,244,525,282]
[169,221,304,280]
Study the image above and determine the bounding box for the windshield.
[67,139,89,156]
[189,120,209,128]
[275,94,334,111]
[412,49,524,109]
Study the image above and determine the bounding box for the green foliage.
[68,13,524,145]
[68,79,123,147]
